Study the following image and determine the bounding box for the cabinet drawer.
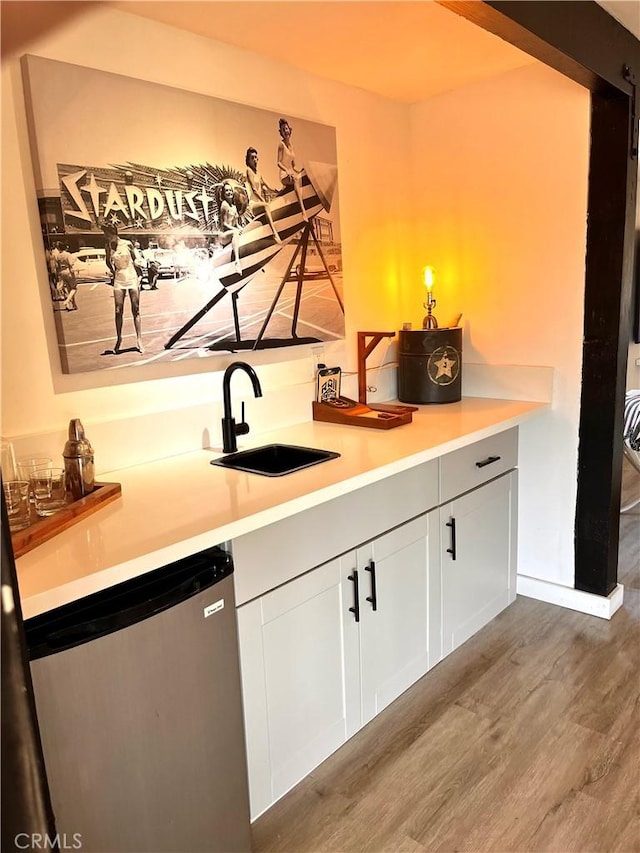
[439,427,518,503]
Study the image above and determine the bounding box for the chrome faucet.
[221,361,263,453]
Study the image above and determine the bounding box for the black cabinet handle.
[475,455,501,468]
[348,571,360,622]
[365,560,377,611]
[446,517,457,560]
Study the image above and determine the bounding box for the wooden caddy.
[312,331,417,430]
[312,398,416,430]
[11,481,122,558]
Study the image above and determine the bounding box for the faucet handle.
[236,402,250,437]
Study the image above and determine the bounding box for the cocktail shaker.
[63,419,95,500]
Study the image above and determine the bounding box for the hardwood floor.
[252,461,640,853]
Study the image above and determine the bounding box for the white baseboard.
[517,574,624,619]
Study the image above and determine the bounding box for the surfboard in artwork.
[165,162,342,351]
[211,162,337,291]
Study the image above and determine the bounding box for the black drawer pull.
[348,571,360,622]
[476,455,501,469]
[446,517,457,560]
[365,560,377,611]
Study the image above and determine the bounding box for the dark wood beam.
[576,93,636,595]
[438,1,639,95]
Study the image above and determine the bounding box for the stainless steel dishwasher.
[24,544,252,853]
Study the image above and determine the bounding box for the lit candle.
[423,266,435,293]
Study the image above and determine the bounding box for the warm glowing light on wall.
[423,266,435,292]
[422,266,438,329]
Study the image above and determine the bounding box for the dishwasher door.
[25,545,251,853]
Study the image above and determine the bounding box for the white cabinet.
[237,554,360,819]
[358,513,441,725]
[235,426,520,821]
[439,427,518,503]
[440,470,517,656]
[237,511,439,819]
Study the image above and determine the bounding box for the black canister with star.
[397,327,462,404]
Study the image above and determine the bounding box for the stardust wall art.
[22,56,344,375]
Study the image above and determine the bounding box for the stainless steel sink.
[210,444,340,477]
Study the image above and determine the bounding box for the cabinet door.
[358,511,440,726]
[441,470,517,656]
[237,554,360,820]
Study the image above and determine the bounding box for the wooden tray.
[312,398,417,430]
[11,481,122,559]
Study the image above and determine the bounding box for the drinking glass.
[1,440,16,481]
[17,456,53,479]
[3,480,31,531]
[31,467,68,517]
[17,457,52,502]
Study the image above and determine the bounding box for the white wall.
[629,343,640,390]
[1,7,593,592]
[1,5,410,443]
[406,65,590,588]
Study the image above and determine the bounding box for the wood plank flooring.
[252,459,640,853]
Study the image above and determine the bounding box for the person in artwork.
[55,242,78,311]
[102,224,144,354]
[49,242,61,292]
[45,245,61,300]
[245,147,281,242]
[219,182,243,275]
[145,257,160,291]
[277,118,308,222]
[132,240,146,279]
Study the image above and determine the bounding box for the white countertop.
[16,397,547,619]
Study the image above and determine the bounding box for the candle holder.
[401,266,461,403]
[422,290,438,329]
